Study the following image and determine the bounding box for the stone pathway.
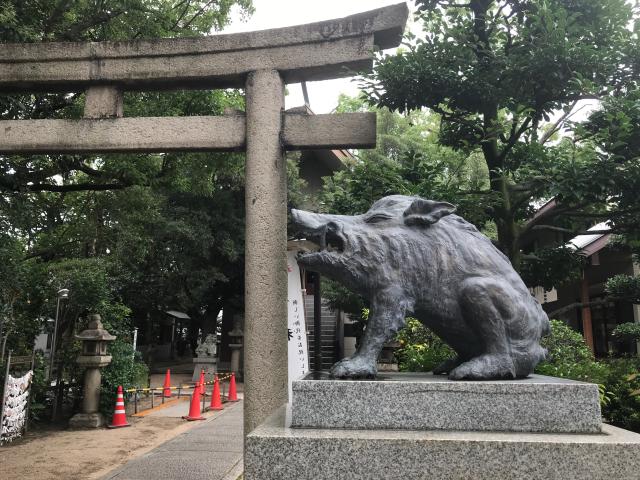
[101,401,243,480]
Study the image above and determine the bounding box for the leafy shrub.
[612,322,640,342]
[99,340,148,416]
[601,358,640,432]
[395,318,454,372]
[535,320,640,432]
[535,319,610,385]
[605,274,640,303]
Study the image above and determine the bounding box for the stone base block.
[246,406,640,480]
[292,372,601,433]
[192,359,217,382]
[68,412,105,428]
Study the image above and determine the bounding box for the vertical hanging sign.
[287,251,309,400]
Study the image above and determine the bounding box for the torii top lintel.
[0,3,408,93]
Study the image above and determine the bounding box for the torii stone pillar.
[244,69,288,433]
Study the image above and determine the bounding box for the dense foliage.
[363,0,640,284]
[612,322,640,343]
[534,320,640,432]
[395,318,454,372]
[535,319,609,384]
[0,0,256,420]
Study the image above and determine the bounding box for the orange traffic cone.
[199,369,205,395]
[227,373,238,402]
[182,383,205,421]
[163,369,172,398]
[107,386,131,428]
[209,375,223,411]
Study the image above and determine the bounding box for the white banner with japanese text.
[287,251,309,401]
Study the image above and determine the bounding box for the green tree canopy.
[0,1,256,369]
[365,0,640,277]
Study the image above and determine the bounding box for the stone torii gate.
[0,4,408,434]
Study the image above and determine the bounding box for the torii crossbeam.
[0,3,409,436]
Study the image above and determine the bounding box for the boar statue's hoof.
[448,354,516,380]
[329,357,377,379]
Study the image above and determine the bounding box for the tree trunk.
[481,105,521,268]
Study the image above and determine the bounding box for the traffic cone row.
[108,385,131,428]
[105,374,239,427]
[182,382,206,421]
[227,373,238,402]
[199,369,205,395]
[163,369,172,398]
[209,375,223,411]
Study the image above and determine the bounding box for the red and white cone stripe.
[108,386,131,428]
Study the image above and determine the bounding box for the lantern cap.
[75,313,116,342]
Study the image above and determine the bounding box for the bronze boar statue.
[291,195,550,380]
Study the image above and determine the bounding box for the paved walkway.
[102,401,244,480]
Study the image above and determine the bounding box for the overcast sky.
[221,0,412,113]
[220,0,595,122]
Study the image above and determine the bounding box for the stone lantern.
[69,314,116,428]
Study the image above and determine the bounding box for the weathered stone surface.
[0,113,375,154]
[68,412,105,429]
[243,70,288,436]
[292,372,602,433]
[0,4,408,92]
[246,406,640,480]
[192,358,217,382]
[283,112,376,149]
[84,86,123,118]
[192,334,218,381]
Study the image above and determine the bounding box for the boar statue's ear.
[403,199,456,226]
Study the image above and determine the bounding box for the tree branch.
[182,0,217,30]
[520,201,593,235]
[499,116,532,161]
[547,298,613,318]
[61,9,125,41]
[19,182,128,193]
[539,100,584,145]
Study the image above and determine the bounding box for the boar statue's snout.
[290,209,325,234]
[290,209,347,259]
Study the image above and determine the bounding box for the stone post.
[81,368,102,414]
[229,315,244,378]
[244,69,288,436]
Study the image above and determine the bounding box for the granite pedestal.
[245,373,640,479]
[292,372,601,433]
[191,357,217,382]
